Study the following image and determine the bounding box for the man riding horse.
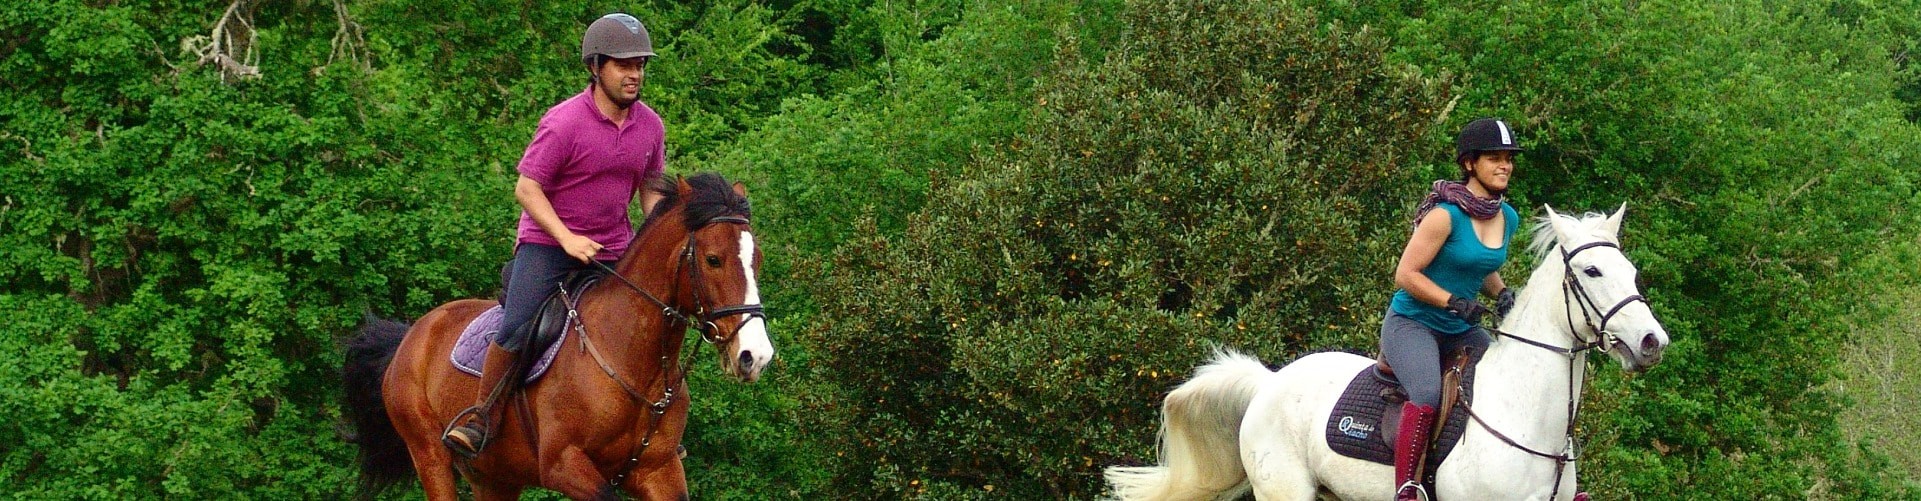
[442,12,669,458]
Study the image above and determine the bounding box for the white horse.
[1106,205,1669,501]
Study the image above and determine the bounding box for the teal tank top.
[1389,202,1519,334]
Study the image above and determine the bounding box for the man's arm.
[516,175,603,262]
[640,185,664,216]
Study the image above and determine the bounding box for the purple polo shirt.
[516,87,665,260]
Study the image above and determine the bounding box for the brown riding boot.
[1394,402,1438,501]
[443,343,522,458]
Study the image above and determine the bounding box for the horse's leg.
[624,457,688,501]
[538,445,622,500]
[389,301,494,501]
[404,441,462,501]
[1241,411,1318,500]
[1241,444,1317,500]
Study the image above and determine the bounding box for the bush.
[800,0,1451,496]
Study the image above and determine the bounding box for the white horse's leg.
[1240,399,1314,500]
[1239,352,1376,501]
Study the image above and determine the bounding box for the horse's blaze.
[731,231,772,381]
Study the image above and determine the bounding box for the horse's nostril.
[738,351,754,370]
[1641,333,1660,352]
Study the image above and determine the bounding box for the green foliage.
[800,0,1451,495]
[677,3,1101,496]
[2,0,833,497]
[1302,0,1921,497]
[6,0,1919,498]
[1838,246,1921,486]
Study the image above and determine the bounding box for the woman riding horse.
[1105,203,1668,500]
[1381,117,1524,500]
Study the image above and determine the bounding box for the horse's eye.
[706,255,723,267]
[1584,266,1602,277]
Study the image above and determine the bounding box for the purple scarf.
[1412,180,1503,228]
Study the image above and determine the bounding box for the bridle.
[680,216,767,345]
[1495,240,1648,356]
[571,213,762,489]
[596,215,765,345]
[1471,238,1648,500]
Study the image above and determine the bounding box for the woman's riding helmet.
[1455,118,1524,159]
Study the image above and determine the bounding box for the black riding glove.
[1446,295,1489,325]
[1493,288,1516,318]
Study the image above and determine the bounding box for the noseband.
[680,216,765,345]
[1556,240,1648,354]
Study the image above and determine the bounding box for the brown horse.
[344,173,772,500]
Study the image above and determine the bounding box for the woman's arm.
[1481,272,1507,297]
[1394,214,1454,308]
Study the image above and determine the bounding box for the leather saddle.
[500,263,607,358]
[1372,346,1481,448]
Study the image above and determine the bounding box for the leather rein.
[562,214,762,489]
[1470,240,1647,500]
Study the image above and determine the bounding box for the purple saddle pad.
[451,305,570,383]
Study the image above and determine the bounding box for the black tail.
[343,315,415,500]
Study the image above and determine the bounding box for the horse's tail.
[1105,348,1273,501]
[342,314,415,500]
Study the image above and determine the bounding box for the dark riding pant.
[1380,309,1490,407]
[499,243,614,352]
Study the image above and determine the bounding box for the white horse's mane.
[1526,210,1617,262]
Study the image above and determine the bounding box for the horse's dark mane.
[639,172,750,233]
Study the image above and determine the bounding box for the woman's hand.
[1493,288,1516,317]
[1446,295,1490,325]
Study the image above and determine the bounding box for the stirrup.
[441,406,488,459]
[1395,481,1430,501]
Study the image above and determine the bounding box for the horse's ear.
[675,174,692,194]
[1543,204,1573,243]
[732,181,748,197]
[1600,202,1627,240]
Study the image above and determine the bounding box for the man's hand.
[557,234,606,263]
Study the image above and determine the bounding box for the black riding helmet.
[1455,117,1524,161]
[581,13,655,70]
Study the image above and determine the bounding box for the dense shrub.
[800,0,1451,496]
